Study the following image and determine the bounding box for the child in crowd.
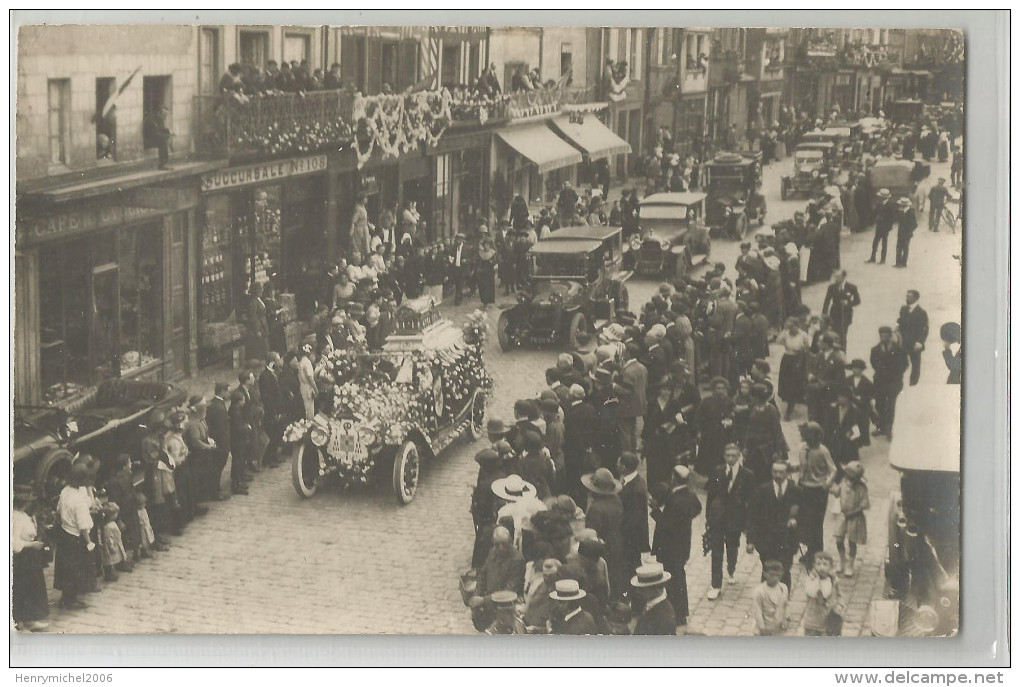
[803,551,844,636]
[752,560,789,636]
[835,461,870,578]
[137,493,158,556]
[100,502,131,582]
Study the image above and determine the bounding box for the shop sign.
[18,201,166,244]
[360,174,380,196]
[201,154,328,193]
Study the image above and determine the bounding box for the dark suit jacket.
[823,403,862,464]
[875,200,896,235]
[552,608,598,635]
[706,464,756,536]
[258,367,281,425]
[651,486,702,572]
[823,282,862,328]
[634,597,677,635]
[897,208,919,238]
[846,374,874,414]
[206,397,231,454]
[747,481,801,555]
[248,297,268,338]
[870,342,908,389]
[897,305,929,349]
[619,474,650,557]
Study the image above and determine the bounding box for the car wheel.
[468,388,486,441]
[291,442,321,498]
[616,284,630,313]
[33,448,73,508]
[568,312,589,350]
[392,440,420,505]
[497,310,513,352]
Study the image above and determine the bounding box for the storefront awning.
[549,115,632,162]
[496,123,583,174]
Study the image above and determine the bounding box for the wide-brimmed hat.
[486,417,509,437]
[490,590,517,606]
[491,474,537,502]
[346,302,366,317]
[591,368,613,387]
[896,197,912,208]
[876,188,891,199]
[549,578,587,602]
[581,467,622,495]
[631,562,672,588]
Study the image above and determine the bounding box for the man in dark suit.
[545,368,572,409]
[651,465,702,630]
[705,444,755,599]
[617,451,650,582]
[205,382,231,500]
[258,353,283,467]
[846,359,875,447]
[823,387,863,467]
[631,563,677,635]
[548,580,597,635]
[448,233,467,305]
[893,197,919,267]
[822,270,862,348]
[897,289,929,386]
[867,188,895,264]
[247,281,269,360]
[563,384,597,503]
[747,460,800,590]
[871,326,909,439]
[616,345,648,453]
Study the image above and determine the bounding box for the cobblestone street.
[40,154,960,636]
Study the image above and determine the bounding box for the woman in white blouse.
[12,486,49,630]
[776,316,813,421]
[53,462,95,610]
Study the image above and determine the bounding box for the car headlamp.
[659,239,671,250]
[725,207,732,216]
[310,426,329,447]
[629,235,642,251]
[516,292,531,305]
[812,170,820,178]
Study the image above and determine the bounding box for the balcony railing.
[448,85,600,127]
[194,90,356,159]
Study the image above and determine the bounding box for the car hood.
[529,280,584,306]
[711,193,747,207]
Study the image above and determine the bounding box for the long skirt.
[53,527,89,597]
[778,353,806,404]
[12,548,49,623]
[798,485,829,556]
[478,263,497,305]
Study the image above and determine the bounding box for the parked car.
[887,98,926,126]
[286,300,491,504]
[497,226,631,352]
[867,158,929,199]
[703,152,767,239]
[626,192,709,278]
[877,384,960,637]
[13,379,187,514]
[781,142,834,200]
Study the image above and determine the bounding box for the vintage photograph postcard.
[13,24,963,636]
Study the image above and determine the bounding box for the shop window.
[239,30,269,68]
[284,32,311,65]
[95,77,116,160]
[47,78,70,166]
[142,75,172,150]
[91,263,119,382]
[119,224,163,373]
[200,194,235,325]
[457,149,484,235]
[39,240,90,401]
[199,27,220,95]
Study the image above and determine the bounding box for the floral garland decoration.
[351,90,453,168]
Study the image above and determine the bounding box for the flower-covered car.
[284,301,492,504]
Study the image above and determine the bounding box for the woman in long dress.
[477,232,498,308]
[776,317,812,421]
[12,487,49,630]
[695,377,736,477]
[53,463,95,610]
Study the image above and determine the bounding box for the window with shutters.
[95,77,116,160]
[283,32,311,65]
[442,43,461,87]
[630,29,642,80]
[142,75,172,150]
[47,78,70,166]
[199,27,220,95]
[381,41,399,90]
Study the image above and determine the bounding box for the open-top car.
[781,141,835,200]
[629,192,708,278]
[498,226,631,352]
[284,299,491,504]
[14,379,187,517]
[873,384,960,637]
[702,152,767,239]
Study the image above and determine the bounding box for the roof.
[550,115,631,161]
[640,192,707,207]
[543,225,622,241]
[529,239,602,255]
[888,384,960,473]
[496,123,583,174]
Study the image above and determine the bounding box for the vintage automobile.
[629,192,709,278]
[285,299,491,504]
[887,98,926,126]
[13,379,187,512]
[497,226,631,352]
[780,142,834,200]
[867,158,930,199]
[702,152,767,239]
[873,384,960,637]
[822,121,864,161]
[858,116,889,152]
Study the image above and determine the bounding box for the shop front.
[494,121,583,210]
[197,154,328,366]
[549,112,632,190]
[432,129,491,240]
[16,183,200,406]
[756,79,785,129]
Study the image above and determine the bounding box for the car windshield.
[795,152,824,164]
[530,253,588,279]
[707,167,747,190]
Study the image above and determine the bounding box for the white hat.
[631,562,672,588]
[549,578,587,601]
[491,474,537,502]
[755,227,776,238]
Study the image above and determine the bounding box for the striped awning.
[550,115,631,162]
[496,123,583,174]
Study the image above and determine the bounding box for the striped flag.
[420,30,440,88]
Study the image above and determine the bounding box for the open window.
[142,75,172,150]
[95,77,116,160]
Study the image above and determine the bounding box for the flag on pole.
[419,30,440,89]
[101,66,142,118]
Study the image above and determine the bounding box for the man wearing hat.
[616,343,648,453]
[448,233,467,305]
[548,579,597,634]
[650,465,702,630]
[228,385,251,496]
[823,386,863,468]
[258,352,284,468]
[563,384,597,503]
[539,396,565,493]
[471,448,505,568]
[631,562,676,635]
[162,407,190,533]
[493,474,547,554]
[846,359,875,447]
[927,177,951,232]
[590,369,621,473]
[870,326,908,439]
[893,196,918,267]
[897,289,930,386]
[206,382,232,501]
[483,590,525,634]
[486,416,510,446]
[582,467,626,599]
[618,451,650,582]
[867,188,895,264]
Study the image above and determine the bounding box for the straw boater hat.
[490,590,517,607]
[876,188,891,199]
[896,197,912,208]
[549,578,587,602]
[491,474,537,502]
[581,467,622,496]
[631,561,672,588]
